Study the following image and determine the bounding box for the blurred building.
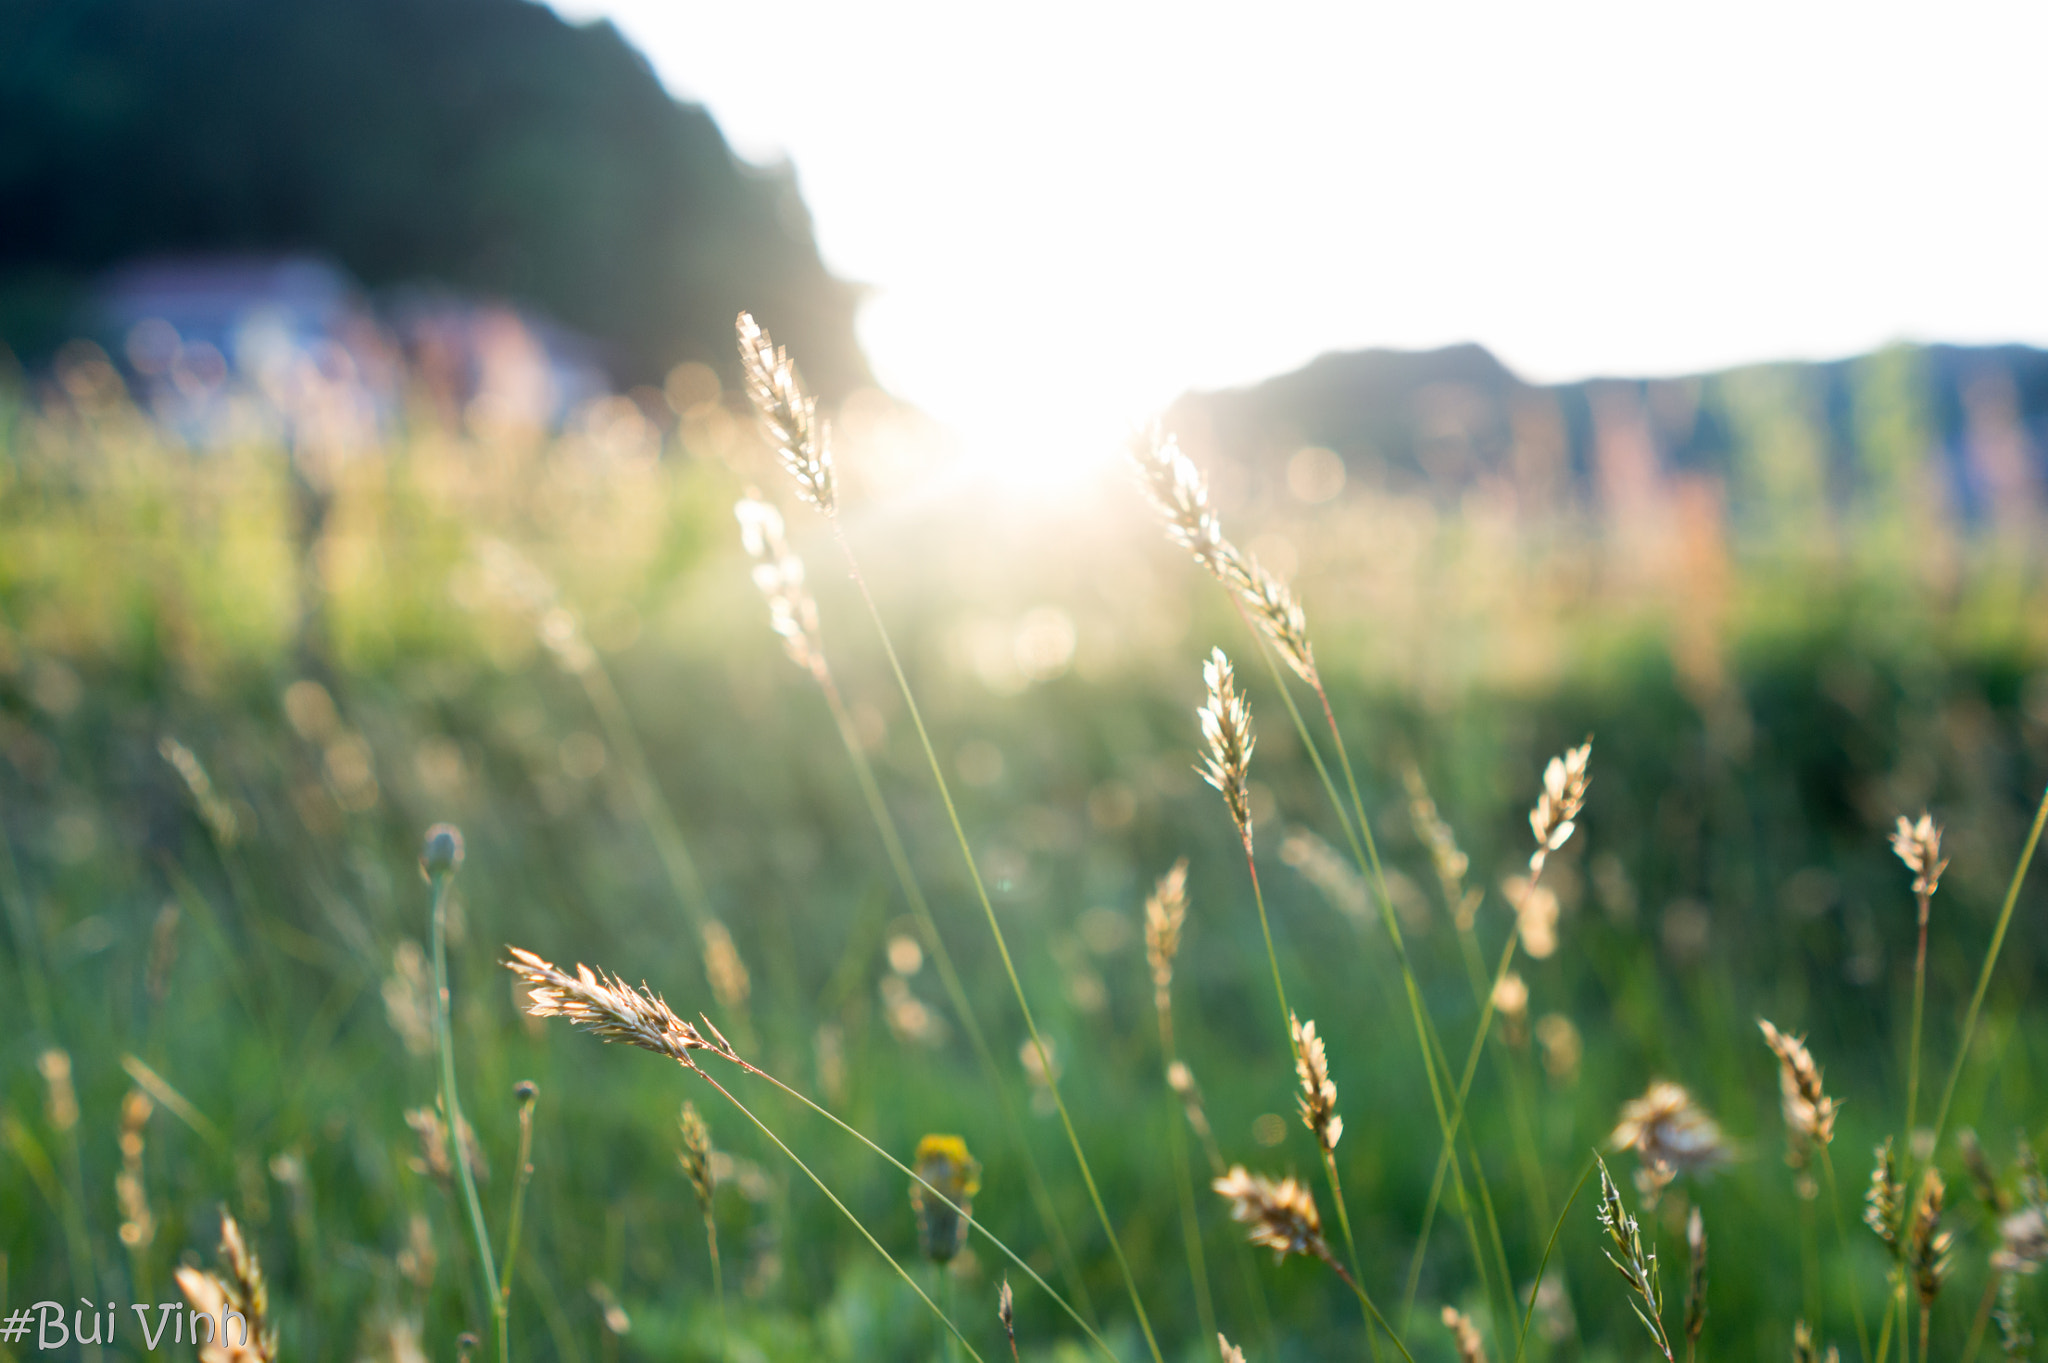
[83,253,610,439]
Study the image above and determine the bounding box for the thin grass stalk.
[1801,1185,1822,1339]
[1514,1158,1597,1363]
[6,1075,98,1354]
[1150,931,1219,1352]
[429,865,506,1363]
[815,670,1097,1328]
[1169,1058,1279,1351]
[1317,1253,1418,1363]
[1237,845,1374,1353]
[572,658,714,936]
[688,1065,985,1362]
[0,825,55,1040]
[1928,785,2048,1152]
[832,524,1165,1363]
[1436,862,1553,1230]
[1958,1273,2000,1363]
[501,1086,538,1334]
[736,1054,1116,1360]
[1874,1284,1896,1363]
[1165,1098,1219,1353]
[1819,1146,1875,1363]
[1242,636,1503,1334]
[707,1219,727,1363]
[1904,900,1930,1163]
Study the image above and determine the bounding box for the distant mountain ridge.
[1165,341,2048,527]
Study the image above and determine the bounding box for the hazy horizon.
[548,0,2048,483]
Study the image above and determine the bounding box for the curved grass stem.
[430,868,506,1363]
[688,1065,984,1362]
[1928,784,2048,1153]
[834,525,1165,1363]
[816,670,1098,1330]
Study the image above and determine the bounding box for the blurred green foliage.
[0,356,2045,1363]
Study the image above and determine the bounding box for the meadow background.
[4,1,2048,1360]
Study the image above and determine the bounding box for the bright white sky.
[553,0,2048,482]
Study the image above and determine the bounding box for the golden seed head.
[1134,432,1317,684]
[505,946,736,1070]
[1528,740,1592,876]
[1865,1136,1905,1253]
[1610,1080,1727,1195]
[1792,1320,1840,1363]
[737,312,836,516]
[1144,858,1189,995]
[1213,1164,1326,1262]
[679,1100,715,1211]
[1910,1168,1953,1308]
[1218,1334,1248,1363]
[37,1049,77,1134]
[1290,1014,1343,1155]
[1890,811,1947,900]
[1595,1157,1674,1356]
[1759,1018,1839,1155]
[700,919,751,1012]
[1994,1205,2048,1275]
[1441,1305,1489,1363]
[1403,764,1471,906]
[1502,875,1561,959]
[1197,647,1256,845]
[176,1207,278,1361]
[1134,432,1230,571]
[1491,971,1530,1023]
[735,490,831,685]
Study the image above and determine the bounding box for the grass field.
[1,329,2046,1362]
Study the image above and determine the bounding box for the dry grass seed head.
[1213,1165,1327,1262]
[1890,811,1947,900]
[736,312,836,516]
[1958,1129,2006,1215]
[679,1100,715,1211]
[1403,763,1472,910]
[117,1087,155,1249]
[38,1048,77,1133]
[1529,740,1592,876]
[175,1208,277,1363]
[700,919,751,1012]
[1865,1137,1905,1254]
[1218,1334,1249,1363]
[1684,1204,1708,1348]
[1441,1305,1489,1363]
[505,946,736,1070]
[1995,1205,2048,1275]
[1792,1320,1840,1363]
[1910,1168,1954,1309]
[1144,858,1189,995]
[1290,1013,1343,1154]
[1594,1156,1674,1358]
[1611,1080,1727,1200]
[1197,647,1256,845]
[1758,1018,1840,1155]
[735,490,831,685]
[1134,433,1318,684]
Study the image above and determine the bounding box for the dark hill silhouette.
[1165,341,2048,527]
[0,0,865,392]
